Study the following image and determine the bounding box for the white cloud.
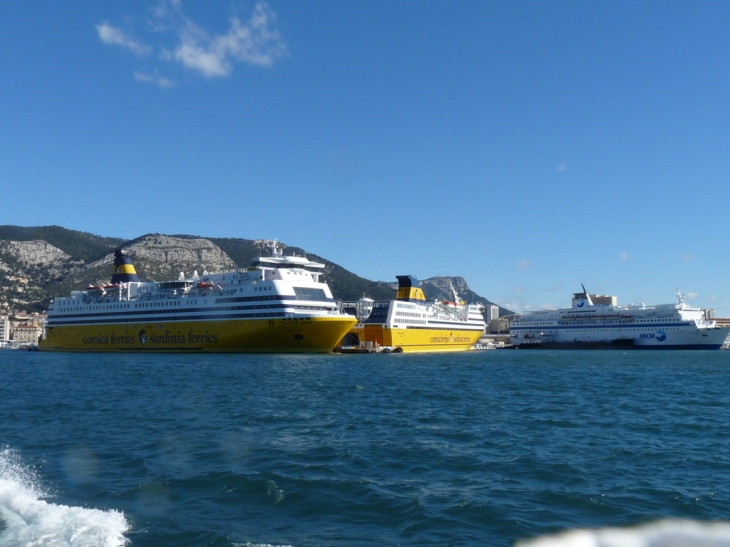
[96,1,287,85]
[134,71,174,88]
[687,292,699,300]
[96,23,151,56]
[170,2,288,78]
[545,285,562,292]
[494,298,531,313]
[153,0,180,20]
[494,295,532,313]
[517,260,530,269]
[174,38,231,77]
[219,5,288,67]
[512,286,526,293]
[682,253,693,261]
[619,252,630,262]
[557,162,567,172]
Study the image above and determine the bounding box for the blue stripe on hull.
[510,322,690,331]
[634,344,723,350]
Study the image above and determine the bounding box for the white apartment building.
[486,305,500,322]
[0,316,9,344]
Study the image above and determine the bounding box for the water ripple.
[2,350,730,545]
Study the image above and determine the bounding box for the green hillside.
[0,226,510,315]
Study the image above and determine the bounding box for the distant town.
[1,226,728,351]
[0,310,45,349]
[3,297,729,350]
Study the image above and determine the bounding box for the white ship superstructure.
[510,286,730,350]
[40,241,356,353]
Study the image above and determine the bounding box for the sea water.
[2,350,730,546]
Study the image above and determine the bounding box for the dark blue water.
[2,350,730,546]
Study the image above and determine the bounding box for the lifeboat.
[196,281,214,290]
[85,285,105,294]
[103,283,122,292]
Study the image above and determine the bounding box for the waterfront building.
[486,304,500,322]
[13,324,42,345]
[489,316,512,334]
[587,294,617,306]
[0,316,9,343]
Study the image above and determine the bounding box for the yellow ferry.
[340,275,485,353]
[40,241,356,353]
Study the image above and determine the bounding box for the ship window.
[293,287,328,301]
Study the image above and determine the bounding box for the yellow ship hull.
[357,324,482,353]
[40,316,357,353]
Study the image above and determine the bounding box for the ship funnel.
[396,275,427,303]
[572,285,593,309]
[111,249,140,284]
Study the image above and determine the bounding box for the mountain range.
[0,225,511,318]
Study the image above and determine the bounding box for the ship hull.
[631,327,728,349]
[517,343,724,350]
[512,327,730,350]
[517,338,634,350]
[634,344,724,350]
[39,316,356,353]
[357,324,483,353]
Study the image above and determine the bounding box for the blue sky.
[3,1,730,314]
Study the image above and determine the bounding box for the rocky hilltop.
[0,225,511,317]
[86,235,237,278]
[0,240,73,269]
[420,276,488,306]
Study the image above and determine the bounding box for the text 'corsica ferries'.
[40,241,356,353]
[340,276,485,353]
[510,286,730,350]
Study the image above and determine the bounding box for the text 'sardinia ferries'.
[40,241,356,353]
[510,285,730,350]
[340,276,485,353]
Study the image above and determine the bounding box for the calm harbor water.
[2,349,730,546]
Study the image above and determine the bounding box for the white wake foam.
[0,448,129,547]
[517,519,730,547]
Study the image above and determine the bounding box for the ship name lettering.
[82,336,109,345]
[429,335,471,343]
[110,332,135,345]
[150,330,186,344]
[188,330,219,344]
[640,333,655,339]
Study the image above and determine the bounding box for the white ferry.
[40,241,356,353]
[510,286,730,350]
[340,276,486,353]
